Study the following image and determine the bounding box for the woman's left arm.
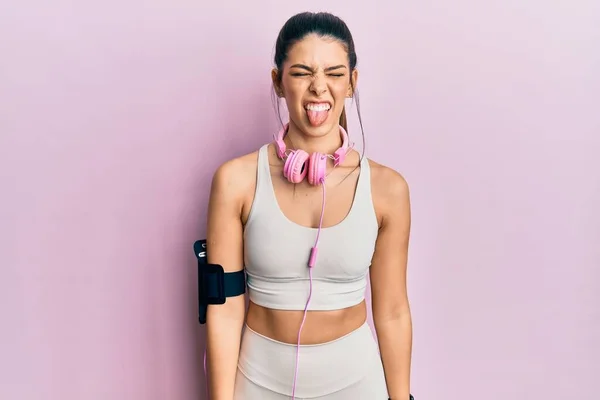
[369,166,412,400]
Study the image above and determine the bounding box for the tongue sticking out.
[306,108,329,127]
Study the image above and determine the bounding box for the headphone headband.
[273,123,350,167]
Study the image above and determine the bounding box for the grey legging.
[233,322,389,399]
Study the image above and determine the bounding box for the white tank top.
[243,144,379,311]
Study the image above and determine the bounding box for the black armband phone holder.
[193,239,246,324]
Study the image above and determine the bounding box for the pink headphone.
[274,123,351,185]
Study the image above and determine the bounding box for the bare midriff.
[245,300,367,345]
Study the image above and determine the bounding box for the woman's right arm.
[205,159,247,400]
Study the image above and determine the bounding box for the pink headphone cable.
[291,177,326,399]
[203,350,208,398]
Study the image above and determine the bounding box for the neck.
[284,121,344,156]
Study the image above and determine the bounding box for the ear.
[271,68,283,97]
[347,69,358,97]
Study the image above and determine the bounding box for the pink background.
[2,1,599,399]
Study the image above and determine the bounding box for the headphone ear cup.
[308,152,327,185]
[283,149,309,183]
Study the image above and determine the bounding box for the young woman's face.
[274,34,357,137]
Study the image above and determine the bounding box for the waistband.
[237,321,381,397]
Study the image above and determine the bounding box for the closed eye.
[289,63,348,77]
[290,73,345,77]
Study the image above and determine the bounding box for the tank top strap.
[257,143,270,181]
[351,154,376,221]
[249,144,279,219]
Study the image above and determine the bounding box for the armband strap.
[193,239,246,325]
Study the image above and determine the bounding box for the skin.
[205,33,412,399]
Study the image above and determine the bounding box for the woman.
[205,11,412,400]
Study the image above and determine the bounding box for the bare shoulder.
[367,158,409,199]
[366,158,410,225]
[209,149,260,224]
[210,150,259,198]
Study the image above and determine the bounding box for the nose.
[309,74,327,96]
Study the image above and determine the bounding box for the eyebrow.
[289,64,347,72]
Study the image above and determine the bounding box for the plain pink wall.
[2,1,599,399]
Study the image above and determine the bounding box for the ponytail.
[339,106,348,132]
